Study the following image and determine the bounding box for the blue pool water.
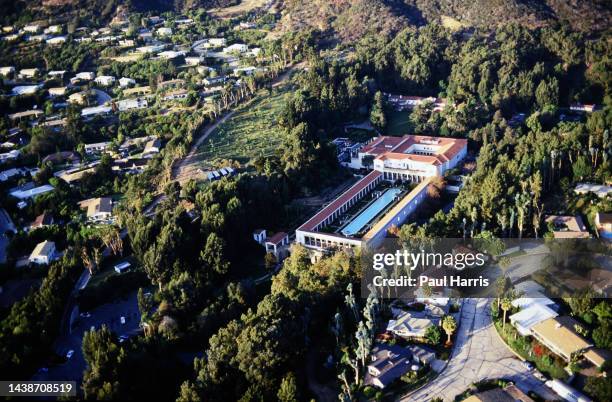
[341,188,402,236]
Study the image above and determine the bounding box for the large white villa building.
[347,135,468,181]
[296,135,467,254]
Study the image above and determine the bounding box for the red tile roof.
[266,232,288,245]
[364,135,467,166]
[298,170,382,232]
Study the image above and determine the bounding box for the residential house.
[23,24,40,33]
[0,167,26,182]
[84,141,111,155]
[48,70,66,78]
[79,197,113,223]
[185,56,203,65]
[8,110,42,122]
[162,89,188,101]
[68,91,88,104]
[9,184,54,199]
[510,303,559,337]
[112,158,148,174]
[29,240,57,265]
[142,138,161,158]
[46,36,66,45]
[0,150,20,163]
[544,215,590,239]
[30,212,54,231]
[207,38,227,47]
[531,316,593,361]
[574,183,612,198]
[116,98,148,111]
[73,71,95,82]
[570,104,597,113]
[11,85,39,95]
[223,43,248,54]
[365,344,416,389]
[44,25,62,34]
[386,310,440,339]
[48,87,67,97]
[119,77,136,88]
[0,66,15,76]
[157,27,173,36]
[18,68,39,78]
[95,75,116,86]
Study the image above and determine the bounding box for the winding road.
[401,298,559,402]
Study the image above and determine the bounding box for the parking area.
[32,291,141,386]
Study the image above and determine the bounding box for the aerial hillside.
[277,0,612,42]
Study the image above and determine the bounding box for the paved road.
[401,299,558,401]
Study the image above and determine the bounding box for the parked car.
[80,312,91,318]
[522,361,534,370]
[66,350,74,359]
[120,316,126,325]
[533,370,547,382]
[119,335,129,343]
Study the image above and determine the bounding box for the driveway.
[400,299,558,401]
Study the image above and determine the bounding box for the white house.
[44,25,62,34]
[95,75,116,86]
[116,98,148,111]
[265,232,290,261]
[48,87,67,97]
[79,197,113,223]
[509,303,559,337]
[223,43,248,54]
[185,56,203,65]
[119,77,136,88]
[46,36,66,45]
[74,71,95,81]
[23,25,40,33]
[29,240,57,265]
[386,310,439,339]
[0,66,15,76]
[207,38,227,47]
[157,27,173,36]
[11,85,39,95]
[19,68,39,78]
[84,141,111,154]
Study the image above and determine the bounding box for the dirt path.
[172,63,303,183]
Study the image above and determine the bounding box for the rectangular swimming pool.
[341,188,402,236]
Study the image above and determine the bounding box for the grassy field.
[196,87,289,166]
[386,110,413,136]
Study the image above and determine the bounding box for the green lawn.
[196,87,290,166]
[386,110,413,136]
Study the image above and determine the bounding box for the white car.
[120,316,126,325]
[119,335,129,343]
[80,312,91,318]
[66,350,74,359]
[533,371,547,382]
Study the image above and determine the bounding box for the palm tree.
[500,297,513,330]
[442,315,457,346]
